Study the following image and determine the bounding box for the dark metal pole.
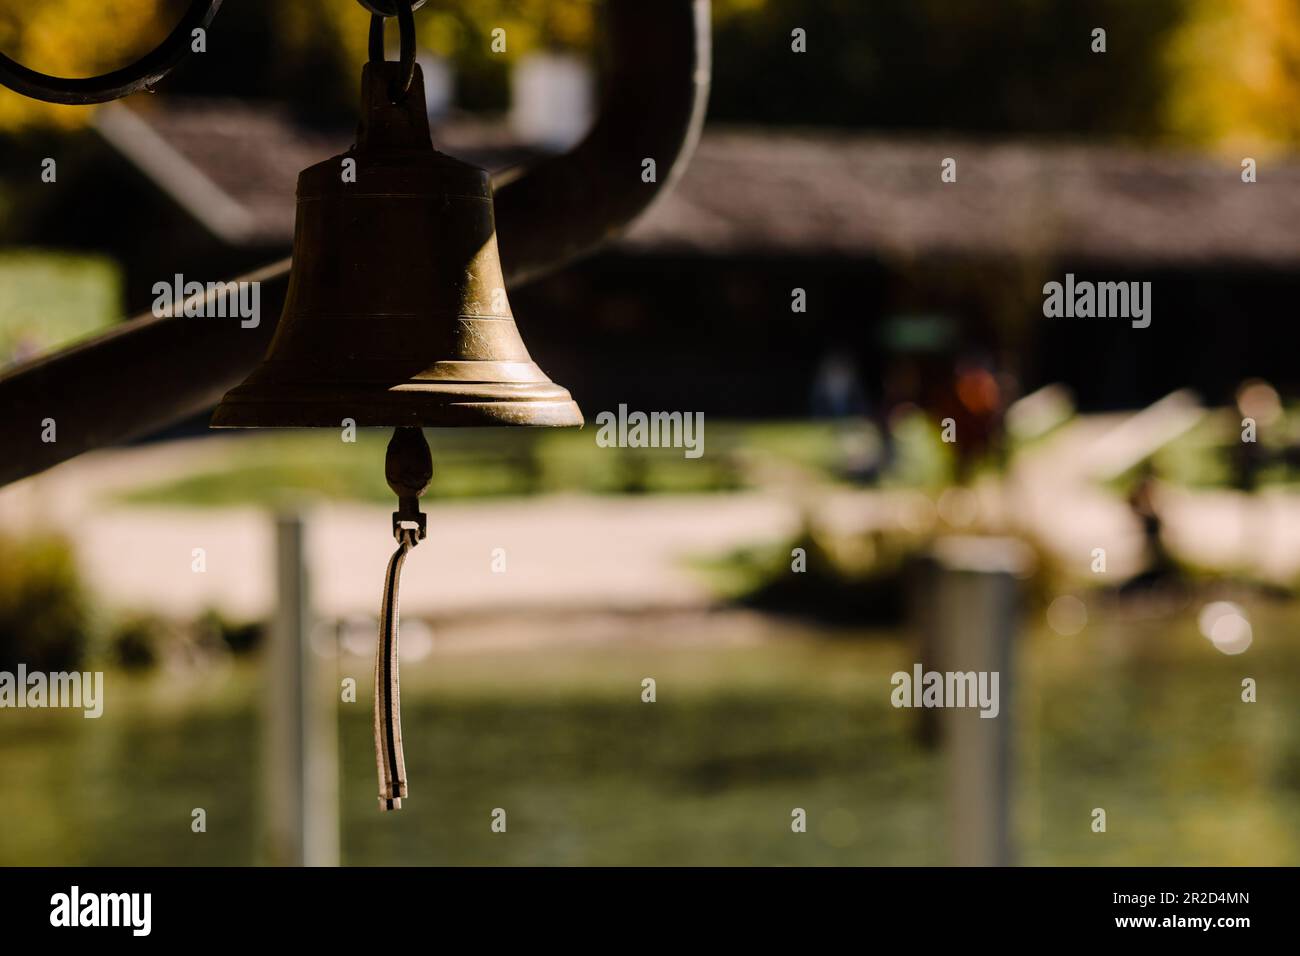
[0,0,710,487]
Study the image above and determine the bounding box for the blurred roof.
[93,101,540,245]
[97,100,1300,267]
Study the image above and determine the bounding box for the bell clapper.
[385,425,433,541]
[374,426,433,811]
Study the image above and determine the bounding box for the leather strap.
[374,526,419,811]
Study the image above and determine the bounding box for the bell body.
[212,63,582,428]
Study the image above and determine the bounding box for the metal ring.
[0,0,223,106]
[358,0,428,15]
[367,0,418,103]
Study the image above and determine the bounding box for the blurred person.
[1230,380,1278,496]
[810,347,867,419]
[934,352,1004,486]
[1121,459,1179,593]
[811,347,879,482]
[1230,379,1285,578]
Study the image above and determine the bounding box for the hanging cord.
[375,426,432,811]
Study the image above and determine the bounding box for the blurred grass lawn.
[112,418,956,506]
[115,406,1294,510]
[0,251,121,366]
[1,602,1296,866]
[118,427,766,505]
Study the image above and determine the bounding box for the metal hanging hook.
[367,0,419,104]
[0,0,223,105]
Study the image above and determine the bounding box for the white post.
[263,512,339,866]
[929,536,1028,867]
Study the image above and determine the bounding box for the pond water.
[1,601,1296,865]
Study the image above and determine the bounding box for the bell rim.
[211,394,584,429]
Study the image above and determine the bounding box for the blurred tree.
[266,0,595,118]
[0,0,596,129]
[0,0,172,129]
[1165,0,1300,150]
[0,531,91,672]
[710,0,1187,138]
[4,0,1299,149]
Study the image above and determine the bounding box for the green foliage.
[1165,0,1300,150]
[101,609,262,671]
[699,523,920,626]
[5,0,1300,147]
[0,0,172,129]
[196,609,263,657]
[0,532,92,672]
[1107,407,1300,493]
[214,0,596,120]
[105,613,167,670]
[711,0,1187,137]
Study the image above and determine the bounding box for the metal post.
[929,536,1028,867]
[907,553,942,749]
[263,512,339,866]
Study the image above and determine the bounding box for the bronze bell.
[211,61,582,429]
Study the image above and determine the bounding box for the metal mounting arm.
[496,0,711,285]
[0,0,710,487]
[0,1,224,105]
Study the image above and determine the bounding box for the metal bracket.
[391,505,427,542]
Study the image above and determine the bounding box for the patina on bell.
[211,61,582,429]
